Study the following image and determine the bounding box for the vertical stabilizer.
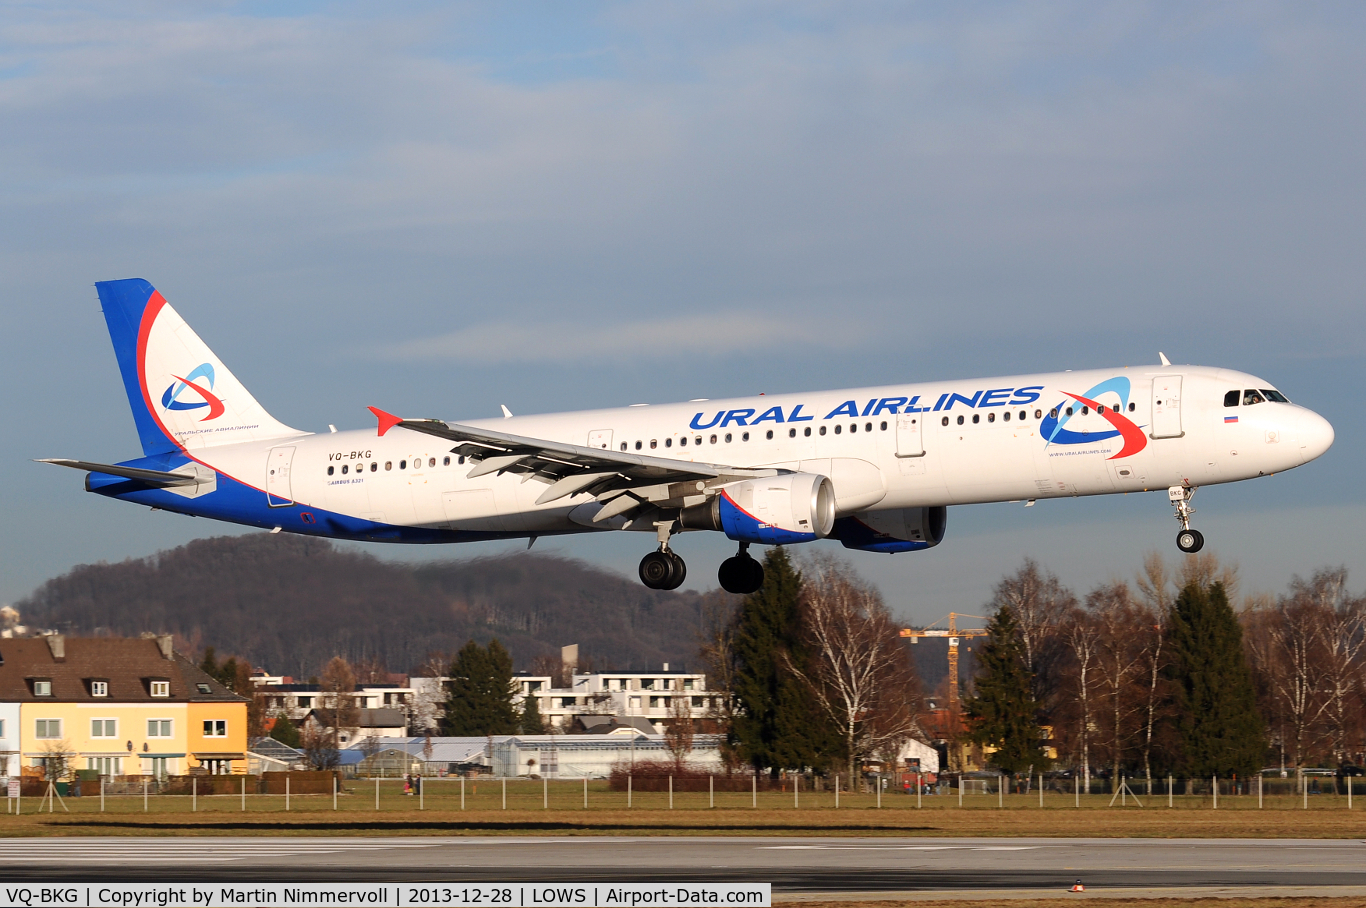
[96,279,305,455]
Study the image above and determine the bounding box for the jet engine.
[832,506,947,553]
[680,473,836,545]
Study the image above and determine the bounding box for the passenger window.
[341,465,348,474]
[724,433,732,443]
[458,456,465,464]
[956,415,964,426]
[942,417,949,426]
[971,414,979,424]
[620,443,627,451]
[988,413,996,423]
[1081,406,1089,415]
[865,422,872,432]
[1065,407,1073,417]
[665,438,672,447]
[443,456,450,466]
[649,440,657,449]
[679,437,686,446]
[789,428,797,438]
[834,425,841,435]
[880,421,888,431]
[385,461,392,470]
[429,457,436,467]
[1243,389,1265,405]
[765,430,774,440]
[1003,412,1010,422]
[372,462,378,472]
[635,441,642,450]
[819,426,827,436]
[710,435,717,444]
[742,432,750,442]
[803,427,812,437]
[848,423,856,433]
[1036,409,1044,419]
[695,436,703,445]
[1223,390,1240,407]
[399,460,406,470]
[327,466,334,476]
[1128,403,1136,412]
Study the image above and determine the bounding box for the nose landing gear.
[639,521,687,590]
[1169,485,1204,554]
[718,542,765,595]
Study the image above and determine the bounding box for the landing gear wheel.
[663,551,687,590]
[639,551,673,589]
[1176,529,1204,554]
[718,555,765,595]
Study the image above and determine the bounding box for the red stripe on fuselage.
[1061,392,1148,459]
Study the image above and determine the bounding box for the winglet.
[368,406,404,437]
[1159,352,1171,366]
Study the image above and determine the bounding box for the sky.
[2,1,1364,627]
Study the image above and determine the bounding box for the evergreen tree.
[270,713,301,749]
[199,647,219,680]
[1167,580,1264,778]
[520,690,546,735]
[443,639,519,736]
[963,603,1044,775]
[730,547,836,774]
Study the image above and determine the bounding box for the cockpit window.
[1262,389,1290,403]
[1243,389,1266,406]
[1223,390,1240,408]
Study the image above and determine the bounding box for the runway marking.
[0,841,448,864]
[759,845,1043,851]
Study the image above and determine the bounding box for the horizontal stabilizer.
[36,458,201,486]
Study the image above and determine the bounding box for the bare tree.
[1059,609,1100,792]
[784,554,924,774]
[1310,571,1366,764]
[664,695,695,770]
[1246,586,1330,770]
[1087,582,1145,781]
[319,655,358,751]
[697,591,739,740]
[990,560,1074,709]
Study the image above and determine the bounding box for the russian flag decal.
[1225,415,1239,423]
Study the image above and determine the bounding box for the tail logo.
[1040,376,1147,459]
[160,363,226,421]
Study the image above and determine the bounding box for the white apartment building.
[515,667,719,733]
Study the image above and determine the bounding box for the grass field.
[4,778,1366,837]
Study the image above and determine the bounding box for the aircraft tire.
[663,552,687,590]
[1176,529,1204,554]
[718,555,765,595]
[639,551,674,589]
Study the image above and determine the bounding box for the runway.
[1,836,1365,899]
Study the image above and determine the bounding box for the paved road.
[1,836,1364,896]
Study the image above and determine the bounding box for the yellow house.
[1,634,248,778]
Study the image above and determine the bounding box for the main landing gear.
[718,542,765,596]
[637,533,766,595]
[1169,485,1205,554]
[639,521,686,591]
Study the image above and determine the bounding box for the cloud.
[375,311,870,365]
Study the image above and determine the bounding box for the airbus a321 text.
[41,279,1335,594]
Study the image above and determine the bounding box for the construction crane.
[900,613,989,713]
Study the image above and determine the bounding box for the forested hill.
[16,534,724,678]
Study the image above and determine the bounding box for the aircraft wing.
[36,458,201,486]
[369,407,774,516]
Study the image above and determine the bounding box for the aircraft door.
[588,429,613,450]
[895,413,924,457]
[1151,376,1184,439]
[266,446,296,507]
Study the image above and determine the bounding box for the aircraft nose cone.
[1296,408,1334,465]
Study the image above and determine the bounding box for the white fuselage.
[184,364,1333,537]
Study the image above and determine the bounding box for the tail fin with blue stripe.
[96,279,304,455]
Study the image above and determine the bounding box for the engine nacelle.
[680,473,836,544]
[832,506,947,553]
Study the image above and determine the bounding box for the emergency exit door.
[1150,376,1184,439]
[896,413,925,457]
[266,445,296,507]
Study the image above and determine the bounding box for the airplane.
[41,279,1335,595]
